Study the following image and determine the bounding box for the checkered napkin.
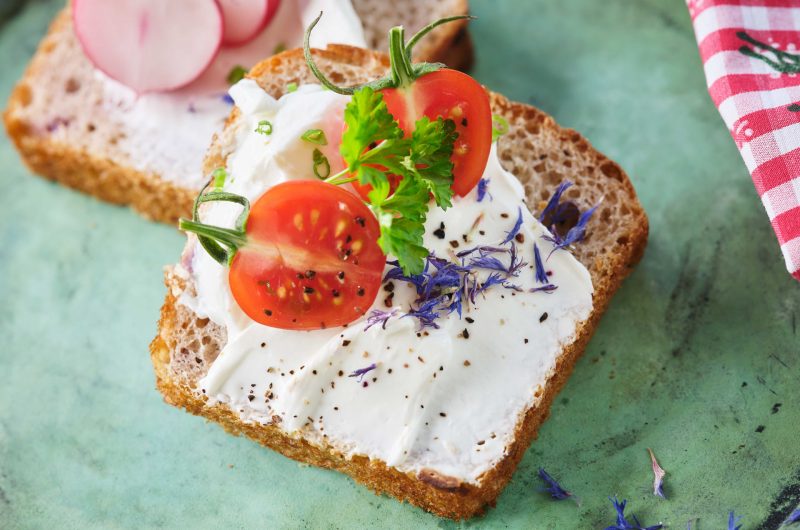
[687,0,800,281]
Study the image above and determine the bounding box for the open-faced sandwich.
[3,0,471,223]
[150,16,648,519]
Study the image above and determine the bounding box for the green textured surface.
[1,0,798,528]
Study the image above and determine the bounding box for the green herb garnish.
[301,129,327,145]
[273,42,287,55]
[227,65,248,85]
[211,167,227,188]
[286,82,298,93]
[255,120,273,136]
[312,149,330,179]
[323,87,456,274]
[491,114,509,142]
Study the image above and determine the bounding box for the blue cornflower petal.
[728,511,742,530]
[539,181,572,223]
[500,207,524,245]
[220,93,235,105]
[787,508,800,525]
[534,243,548,284]
[348,363,376,382]
[364,309,398,331]
[477,178,491,202]
[545,202,599,257]
[537,468,572,501]
[604,497,663,530]
[470,255,507,272]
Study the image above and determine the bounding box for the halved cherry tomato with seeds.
[181,180,385,330]
[230,181,385,329]
[351,69,492,200]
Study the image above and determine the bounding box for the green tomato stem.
[179,184,251,266]
[388,26,415,89]
[179,219,248,265]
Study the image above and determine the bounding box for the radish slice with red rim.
[73,0,223,93]
[218,0,279,47]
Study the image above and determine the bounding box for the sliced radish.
[218,0,280,47]
[73,0,223,94]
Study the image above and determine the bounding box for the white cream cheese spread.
[98,0,366,188]
[177,80,594,484]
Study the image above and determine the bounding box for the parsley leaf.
[338,86,457,274]
[404,116,456,209]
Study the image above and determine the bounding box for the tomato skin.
[229,181,385,330]
[351,69,492,200]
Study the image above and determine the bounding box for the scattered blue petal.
[220,93,235,105]
[469,255,507,272]
[364,309,398,331]
[403,297,442,330]
[544,203,599,257]
[530,284,558,293]
[605,497,663,530]
[539,181,572,223]
[500,207,524,245]
[728,511,742,530]
[537,468,573,501]
[787,508,800,525]
[348,363,376,382]
[456,245,506,258]
[477,178,491,202]
[534,243,548,284]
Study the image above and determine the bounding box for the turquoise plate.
[1,1,798,528]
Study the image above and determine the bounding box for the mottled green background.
[1,1,798,528]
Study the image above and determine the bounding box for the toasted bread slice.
[3,1,470,224]
[149,45,648,519]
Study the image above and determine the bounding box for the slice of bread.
[2,1,470,224]
[149,46,649,519]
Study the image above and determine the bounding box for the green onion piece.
[312,148,330,179]
[301,129,328,145]
[491,114,509,142]
[212,167,227,188]
[255,120,273,136]
[286,82,298,93]
[227,65,247,85]
[273,42,287,54]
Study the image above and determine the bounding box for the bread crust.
[3,6,473,224]
[150,46,649,519]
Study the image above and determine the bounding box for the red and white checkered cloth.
[688,0,800,281]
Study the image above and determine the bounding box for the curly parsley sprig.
[321,87,457,275]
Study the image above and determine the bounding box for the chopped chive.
[313,148,330,179]
[491,114,509,142]
[286,82,298,93]
[273,42,287,55]
[301,128,328,145]
[255,120,273,136]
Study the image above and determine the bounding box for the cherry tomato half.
[229,180,385,330]
[350,69,492,200]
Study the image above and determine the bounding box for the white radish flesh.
[73,0,223,93]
